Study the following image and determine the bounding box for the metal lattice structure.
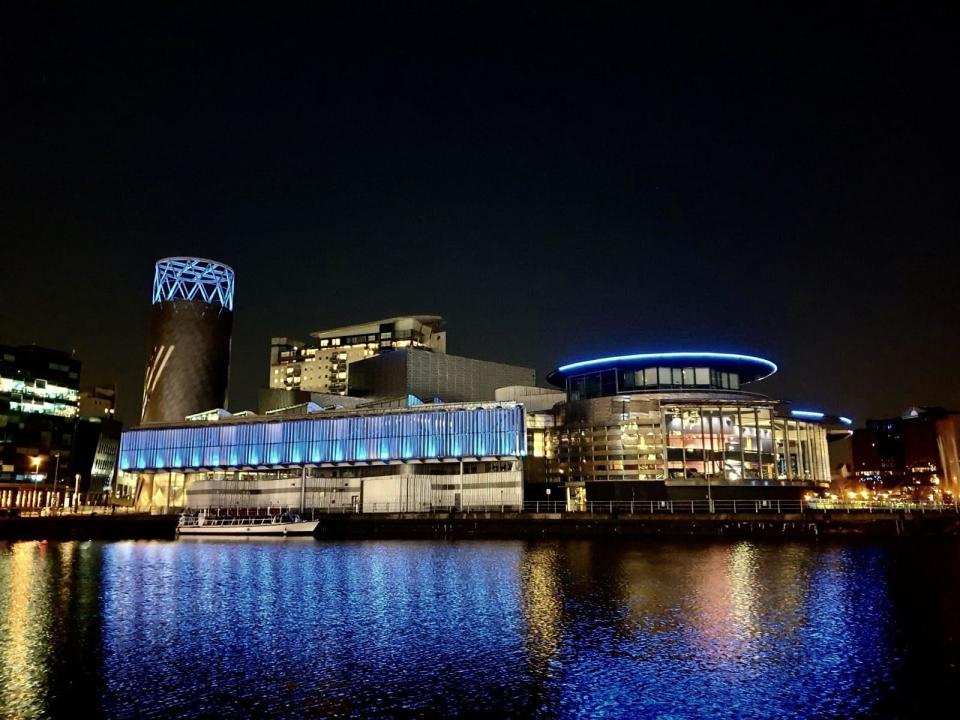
[152,257,235,310]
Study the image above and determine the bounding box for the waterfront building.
[269,316,446,395]
[116,401,525,512]
[141,257,235,424]
[347,348,536,403]
[851,407,960,498]
[0,345,80,491]
[542,352,851,504]
[118,339,854,513]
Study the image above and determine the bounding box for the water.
[1,538,958,719]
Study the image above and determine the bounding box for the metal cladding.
[141,257,234,424]
[120,403,526,471]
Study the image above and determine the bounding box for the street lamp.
[31,456,42,482]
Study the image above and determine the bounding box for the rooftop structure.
[347,348,536,403]
[270,316,446,395]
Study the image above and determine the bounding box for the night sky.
[2,2,957,427]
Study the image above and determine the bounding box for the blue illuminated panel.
[791,410,825,420]
[120,405,526,471]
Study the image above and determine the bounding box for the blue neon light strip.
[791,410,825,419]
[119,405,526,471]
[557,352,778,379]
[839,416,853,425]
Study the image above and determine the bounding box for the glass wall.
[551,401,830,487]
[119,404,526,472]
[570,367,740,400]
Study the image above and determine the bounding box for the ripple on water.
[2,538,959,718]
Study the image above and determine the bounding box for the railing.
[520,499,960,515]
[304,500,960,516]
[1,505,142,518]
[84,499,960,519]
[179,515,290,528]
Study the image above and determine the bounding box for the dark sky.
[1,2,957,426]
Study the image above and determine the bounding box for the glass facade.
[550,402,830,486]
[0,377,79,418]
[120,404,526,472]
[569,367,741,400]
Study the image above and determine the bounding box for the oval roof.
[547,351,778,386]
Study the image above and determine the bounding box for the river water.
[1,538,958,719]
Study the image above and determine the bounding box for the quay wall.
[314,511,960,539]
[0,514,178,541]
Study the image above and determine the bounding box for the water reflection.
[1,538,959,717]
[0,541,105,719]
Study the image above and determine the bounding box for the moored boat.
[177,510,318,536]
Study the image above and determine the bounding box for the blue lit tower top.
[152,257,235,311]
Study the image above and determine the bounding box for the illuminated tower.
[140,257,235,424]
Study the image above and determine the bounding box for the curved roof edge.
[547,351,778,387]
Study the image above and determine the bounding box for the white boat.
[177,510,319,536]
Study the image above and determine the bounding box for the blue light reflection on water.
[3,539,960,718]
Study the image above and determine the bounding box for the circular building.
[544,352,850,504]
[140,257,235,424]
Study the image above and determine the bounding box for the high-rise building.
[0,344,81,486]
[141,257,235,424]
[269,316,445,395]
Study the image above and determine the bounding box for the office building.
[269,316,446,395]
[141,257,235,424]
[0,345,80,502]
[851,407,960,498]
[348,348,536,403]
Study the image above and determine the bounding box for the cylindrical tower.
[140,257,235,424]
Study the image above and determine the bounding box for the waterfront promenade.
[3,500,960,541]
